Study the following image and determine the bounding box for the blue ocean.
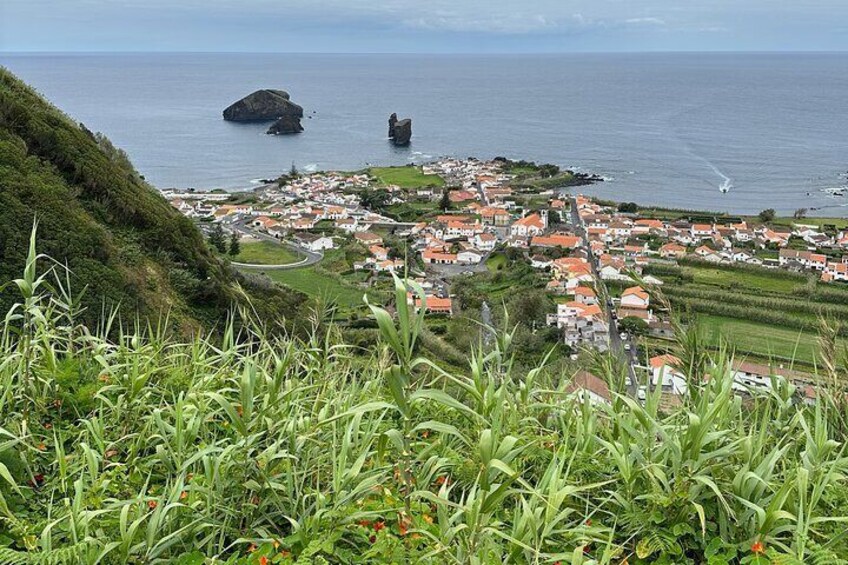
[2,52,847,216]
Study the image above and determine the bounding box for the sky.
[2,0,848,53]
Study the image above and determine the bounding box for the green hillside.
[0,68,303,330]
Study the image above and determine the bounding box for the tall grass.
[1,230,847,564]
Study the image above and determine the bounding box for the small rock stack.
[388,112,412,146]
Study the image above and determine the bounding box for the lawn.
[485,253,508,272]
[697,314,834,366]
[369,166,445,188]
[258,267,370,309]
[232,241,302,265]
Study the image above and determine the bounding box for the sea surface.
[2,52,847,216]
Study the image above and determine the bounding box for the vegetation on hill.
[0,68,304,332]
[2,238,848,564]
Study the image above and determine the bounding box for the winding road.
[225,216,324,270]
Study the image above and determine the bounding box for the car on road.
[624,343,631,351]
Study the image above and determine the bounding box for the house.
[473,232,497,251]
[620,286,649,310]
[660,243,687,259]
[335,218,362,233]
[374,259,404,273]
[369,245,389,261]
[510,213,547,238]
[410,294,453,315]
[457,250,484,265]
[531,233,581,249]
[649,355,687,395]
[779,249,827,270]
[530,255,551,269]
[822,261,848,282]
[694,245,722,263]
[690,224,714,239]
[547,301,609,351]
[480,207,512,226]
[294,233,334,252]
[354,232,383,246]
[565,370,611,405]
[422,249,458,264]
[572,286,598,306]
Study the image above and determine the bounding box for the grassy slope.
[232,241,301,265]
[0,67,305,330]
[369,166,445,188]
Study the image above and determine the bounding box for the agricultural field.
[645,260,848,367]
[697,314,833,366]
[231,240,302,265]
[368,165,445,188]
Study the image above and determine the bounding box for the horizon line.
[3,49,848,56]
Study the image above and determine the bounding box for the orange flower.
[373,521,385,532]
[585,518,592,526]
[751,540,765,554]
[180,491,188,500]
[259,557,268,565]
[37,443,46,451]
[147,500,158,509]
[398,522,408,536]
[357,520,371,528]
[422,514,433,524]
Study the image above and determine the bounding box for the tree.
[289,161,299,178]
[439,189,451,211]
[360,189,390,211]
[618,316,649,337]
[618,202,639,213]
[793,208,808,220]
[208,224,227,254]
[228,232,241,257]
[758,208,776,223]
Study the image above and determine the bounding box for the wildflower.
[247,544,257,553]
[751,540,765,554]
[369,535,376,544]
[373,521,385,532]
[43,422,52,430]
[421,430,430,438]
[180,491,188,500]
[147,500,157,509]
[37,443,46,451]
[357,520,371,528]
[585,518,592,526]
[422,514,433,524]
[259,557,268,565]
[98,373,110,382]
[273,540,280,549]
[398,522,408,536]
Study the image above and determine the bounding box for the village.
[166,157,848,406]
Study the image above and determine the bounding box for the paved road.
[224,216,324,269]
[568,196,639,396]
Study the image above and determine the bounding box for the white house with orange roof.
[620,286,650,310]
[547,301,609,351]
[510,212,547,238]
[649,355,687,395]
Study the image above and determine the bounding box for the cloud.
[624,17,666,26]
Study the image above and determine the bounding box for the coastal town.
[166,157,848,406]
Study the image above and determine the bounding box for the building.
[620,286,649,310]
[510,213,547,238]
[354,232,383,246]
[547,302,609,351]
[565,370,611,405]
[294,233,334,252]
